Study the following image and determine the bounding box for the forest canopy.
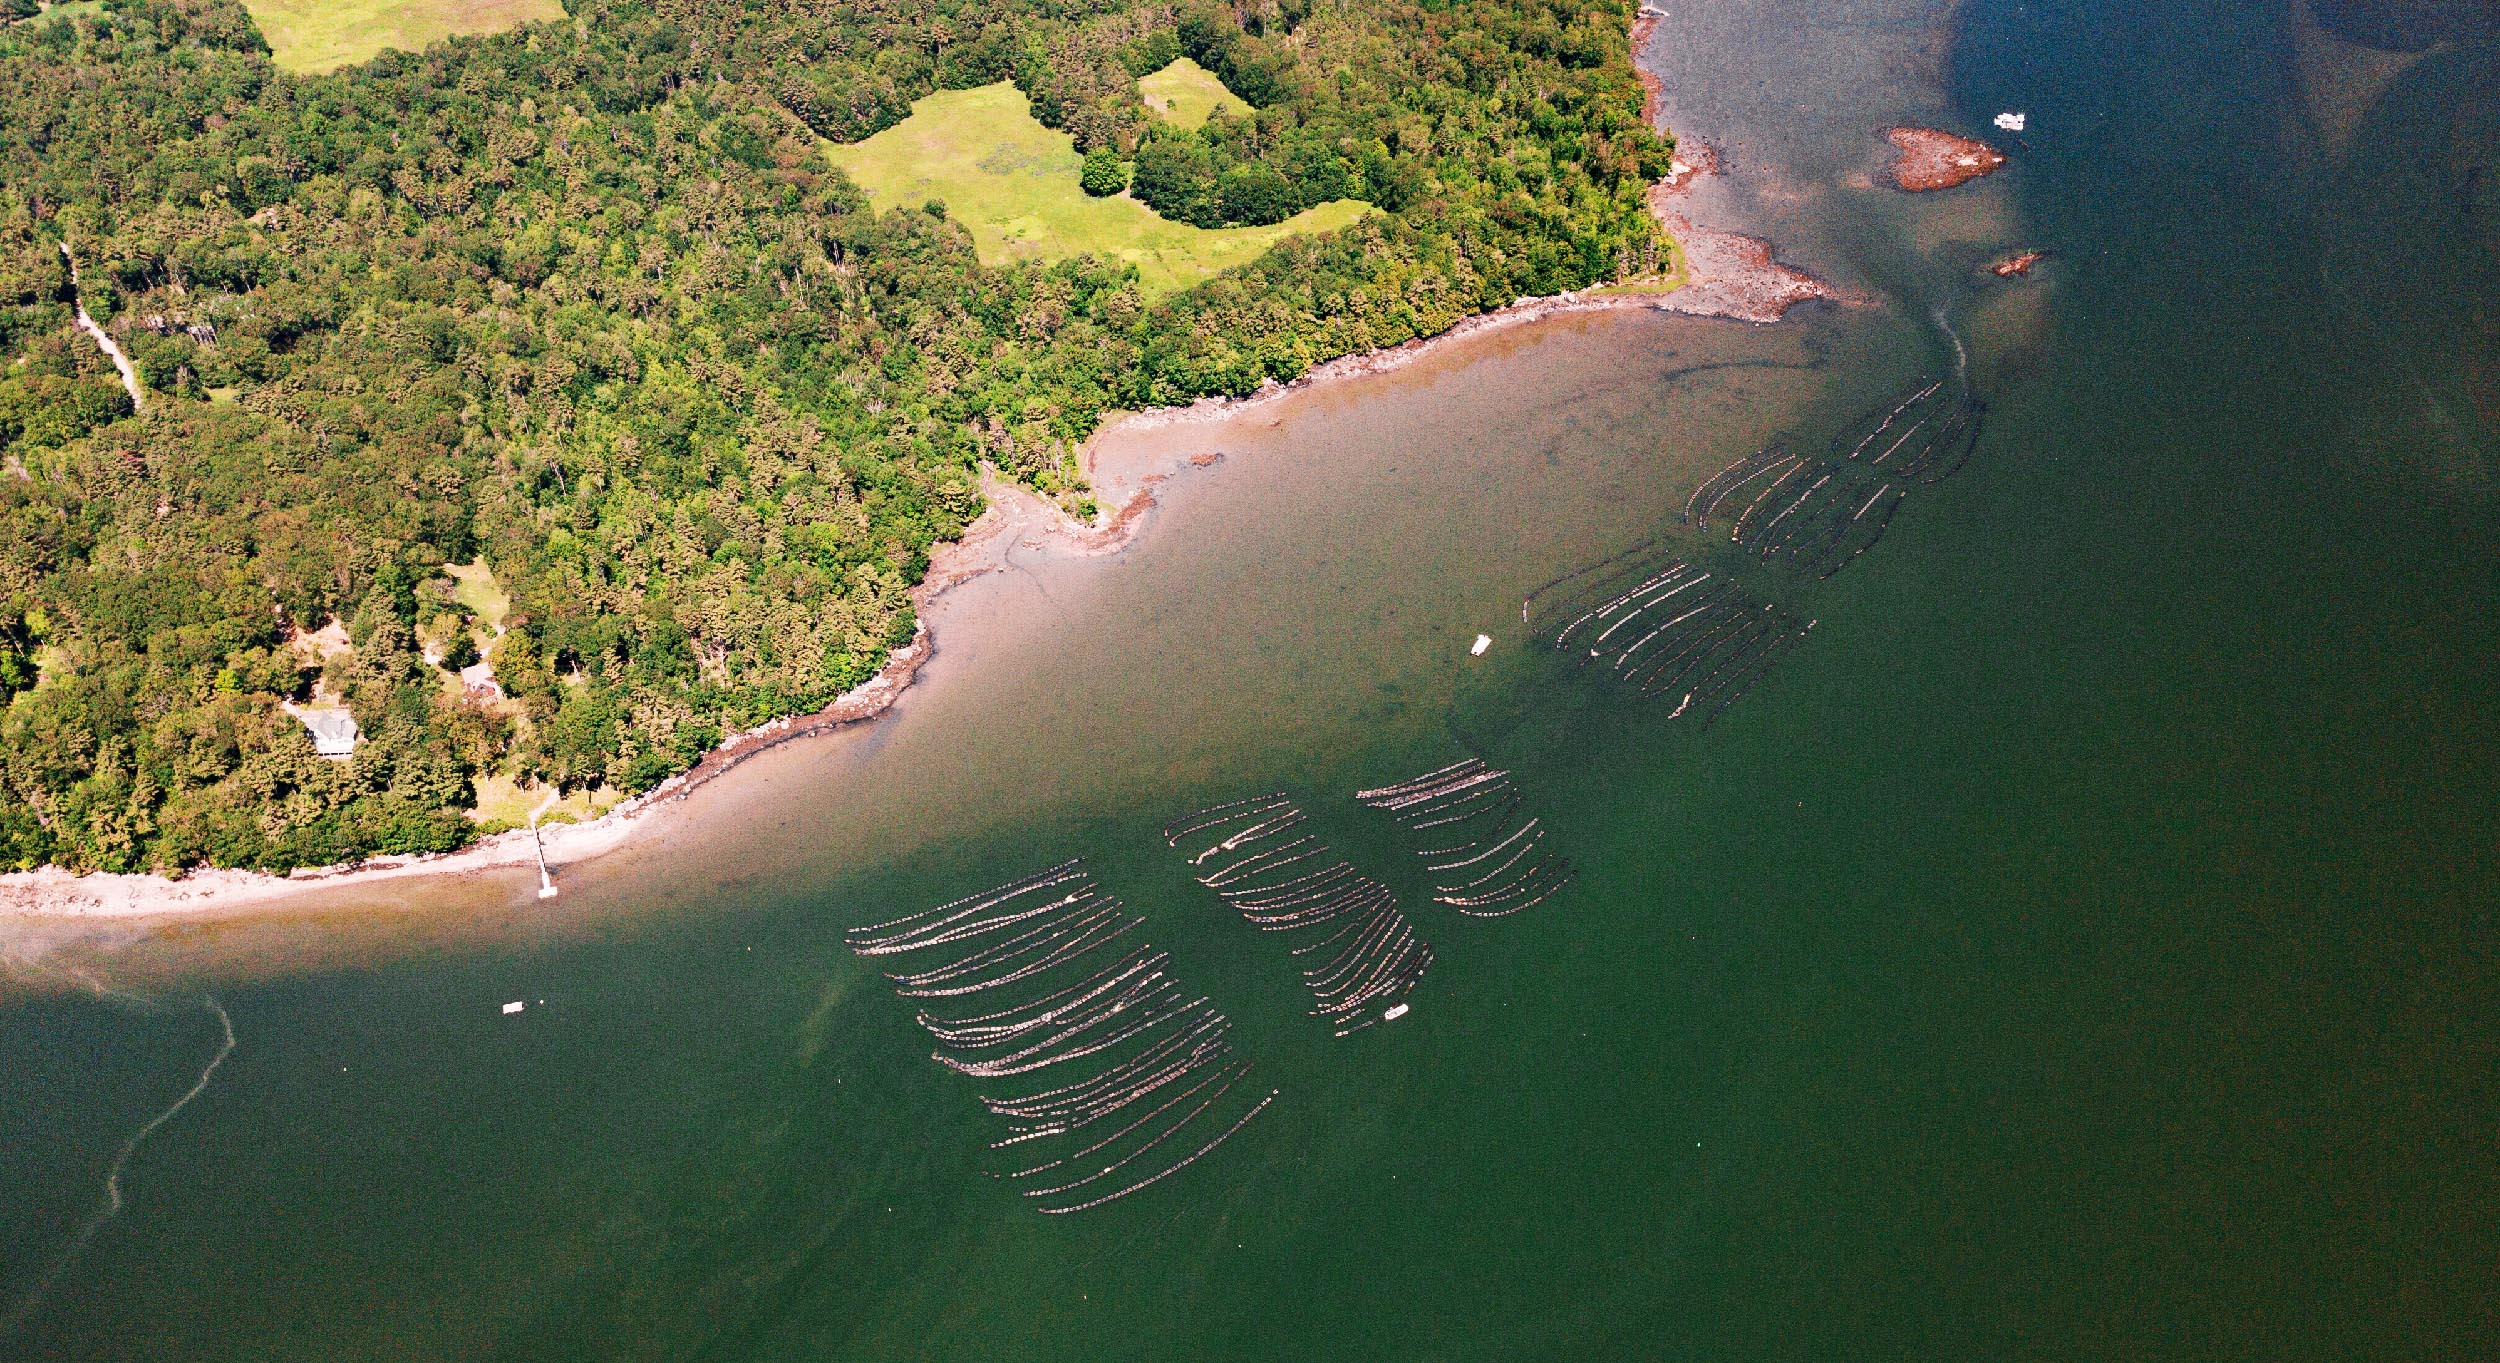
[0,0,1673,875]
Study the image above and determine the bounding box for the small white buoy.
[1384,1003,1410,1021]
[501,1000,525,1015]
[1470,634,1492,656]
[1994,111,2027,132]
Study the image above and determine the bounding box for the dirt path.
[59,244,145,411]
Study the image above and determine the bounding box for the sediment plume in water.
[1,994,236,1338]
[846,860,1274,1214]
[826,370,1994,1211]
[1168,798,1434,1036]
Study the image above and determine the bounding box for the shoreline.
[1633,6,1670,126]
[0,13,1837,928]
[1062,142,1836,462]
[0,452,1205,924]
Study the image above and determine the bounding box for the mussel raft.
[1524,374,1983,724]
[1357,760,1578,917]
[1167,795,1436,1038]
[825,377,1991,1214]
[847,859,1277,1214]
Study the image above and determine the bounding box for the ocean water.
[4,2,2495,1358]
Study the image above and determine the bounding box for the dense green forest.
[0,0,1672,875]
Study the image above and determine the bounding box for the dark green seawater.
[6,2,2496,1358]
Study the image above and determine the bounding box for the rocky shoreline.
[1632,5,1669,126]
[1645,144,1840,323]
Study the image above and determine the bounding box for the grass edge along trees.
[822,81,1371,297]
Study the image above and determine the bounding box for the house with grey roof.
[298,708,361,760]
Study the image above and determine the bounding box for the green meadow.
[823,83,1370,297]
[1137,56,1249,128]
[239,0,565,73]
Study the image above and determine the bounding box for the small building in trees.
[298,708,361,760]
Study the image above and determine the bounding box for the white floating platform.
[501,1001,525,1015]
[1470,634,1492,656]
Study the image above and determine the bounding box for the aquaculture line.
[846,859,1277,1215]
[838,378,1987,1217]
[846,776,1579,1213]
[1166,794,1435,1038]
[1355,760,1578,917]
[1528,375,1984,723]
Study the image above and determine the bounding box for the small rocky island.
[1884,126,2008,190]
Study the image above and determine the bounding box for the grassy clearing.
[1137,56,1249,129]
[444,559,510,631]
[238,0,566,74]
[31,644,70,689]
[824,82,1370,297]
[468,773,620,832]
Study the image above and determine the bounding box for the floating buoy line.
[1166,795,1435,1037]
[847,859,1276,1214]
[831,371,1991,1216]
[1520,372,1985,724]
[1357,760,1578,917]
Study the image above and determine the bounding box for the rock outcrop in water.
[1884,127,2009,191]
[1646,141,1843,323]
